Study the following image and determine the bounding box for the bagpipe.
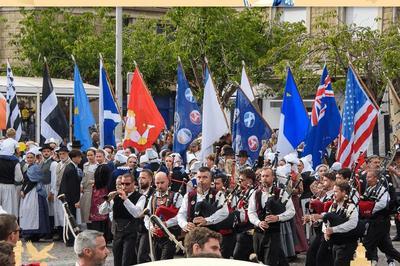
[259,153,297,218]
[57,194,81,243]
[192,185,239,232]
[263,172,304,216]
[322,198,365,244]
[152,187,180,238]
[309,198,333,215]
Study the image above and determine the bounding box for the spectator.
[0,214,19,246]
[74,230,110,266]
[184,227,222,258]
[0,240,15,266]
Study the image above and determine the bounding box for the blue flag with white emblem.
[99,59,121,148]
[303,65,341,167]
[276,67,310,158]
[232,88,272,164]
[73,63,96,151]
[173,60,202,156]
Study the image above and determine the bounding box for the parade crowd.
[0,127,400,266]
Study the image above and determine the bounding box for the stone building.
[0,7,168,63]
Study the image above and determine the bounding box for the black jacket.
[58,162,82,206]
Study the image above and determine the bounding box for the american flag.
[337,67,379,168]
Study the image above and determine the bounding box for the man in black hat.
[54,145,71,239]
[218,145,235,173]
[237,150,251,172]
[58,149,83,246]
[71,140,87,170]
[40,143,59,239]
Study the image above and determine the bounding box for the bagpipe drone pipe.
[193,185,240,232]
[263,175,304,217]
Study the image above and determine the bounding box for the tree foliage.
[10,7,400,105]
[11,8,115,85]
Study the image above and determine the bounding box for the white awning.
[0,76,99,97]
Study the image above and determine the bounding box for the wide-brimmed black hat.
[221,145,234,156]
[39,143,54,151]
[71,140,83,148]
[57,145,70,153]
[237,150,249,158]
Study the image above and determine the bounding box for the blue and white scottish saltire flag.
[233,88,272,163]
[201,63,229,161]
[99,59,121,148]
[73,63,96,151]
[276,67,310,158]
[303,65,341,167]
[173,61,202,155]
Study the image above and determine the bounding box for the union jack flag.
[303,65,341,167]
[311,69,335,126]
[336,66,379,168]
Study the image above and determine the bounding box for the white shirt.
[322,201,358,234]
[144,191,183,230]
[99,192,146,218]
[177,189,229,229]
[248,187,295,228]
[45,158,58,194]
[14,163,23,183]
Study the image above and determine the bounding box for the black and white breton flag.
[6,61,22,140]
[40,63,68,145]
[367,87,391,157]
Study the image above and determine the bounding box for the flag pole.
[204,56,230,131]
[189,58,202,92]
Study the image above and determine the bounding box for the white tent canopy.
[0,76,99,143]
[0,76,99,97]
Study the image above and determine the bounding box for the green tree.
[11,7,400,105]
[124,7,307,104]
[11,7,115,85]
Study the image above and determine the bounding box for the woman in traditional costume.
[19,149,50,241]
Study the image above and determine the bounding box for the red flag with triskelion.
[123,67,165,152]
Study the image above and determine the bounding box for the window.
[345,7,380,30]
[280,7,307,24]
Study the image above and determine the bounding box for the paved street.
[18,224,400,265]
